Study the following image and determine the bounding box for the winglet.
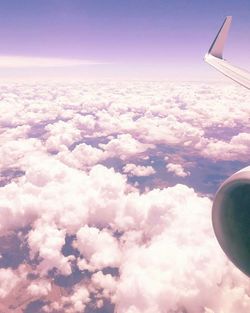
[208,16,232,59]
[205,16,250,89]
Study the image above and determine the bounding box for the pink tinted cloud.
[0,81,249,312]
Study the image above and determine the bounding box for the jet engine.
[212,166,250,276]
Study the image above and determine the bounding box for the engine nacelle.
[212,166,250,276]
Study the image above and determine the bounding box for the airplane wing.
[204,16,250,89]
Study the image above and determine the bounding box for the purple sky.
[1,0,250,79]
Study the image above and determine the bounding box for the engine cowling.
[212,166,250,276]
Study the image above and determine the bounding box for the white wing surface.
[205,16,250,89]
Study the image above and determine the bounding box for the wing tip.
[207,16,232,59]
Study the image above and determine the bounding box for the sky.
[0,0,250,79]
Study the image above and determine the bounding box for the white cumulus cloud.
[166,163,190,177]
[0,81,249,313]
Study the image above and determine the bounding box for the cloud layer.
[0,81,249,312]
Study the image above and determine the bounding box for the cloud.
[0,56,102,68]
[123,163,156,176]
[0,268,21,298]
[200,132,250,161]
[166,163,190,177]
[58,143,104,169]
[44,285,90,313]
[27,279,52,297]
[115,185,250,313]
[0,81,249,312]
[28,221,72,276]
[77,226,121,271]
[100,134,155,160]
